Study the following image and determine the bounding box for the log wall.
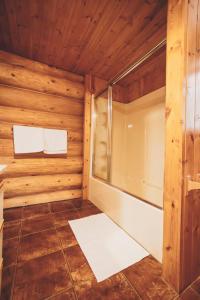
[0,50,84,208]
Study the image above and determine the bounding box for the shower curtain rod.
[110,38,166,85]
[94,38,166,98]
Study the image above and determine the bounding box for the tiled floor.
[1,198,200,300]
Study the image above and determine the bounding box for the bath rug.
[69,213,148,282]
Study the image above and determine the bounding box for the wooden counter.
[0,164,7,292]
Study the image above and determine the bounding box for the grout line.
[121,272,142,300]
[10,218,22,299]
[44,287,77,300]
[54,221,79,300]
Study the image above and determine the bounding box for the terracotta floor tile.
[53,209,80,227]
[1,265,15,300]
[75,273,140,300]
[18,229,61,263]
[23,203,50,219]
[78,206,101,218]
[4,207,23,222]
[63,244,96,285]
[72,198,83,209]
[50,199,76,213]
[48,289,76,300]
[21,214,55,236]
[73,199,94,209]
[13,251,72,300]
[123,255,177,300]
[3,220,21,240]
[3,237,20,267]
[178,288,200,300]
[56,225,77,248]
[192,277,200,294]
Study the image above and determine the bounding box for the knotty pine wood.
[0,122,83,142]
[0,1,167,81]
[82,75,92,199]
[4,174,82,198]
[0,85,83,116]
[121,47,166,102]
[163,0,200,293]
[0,51,84,207]
[0,50,84,83]
[0,138,83,158]
[4,189,82,209]
[0,157,83,178]
[0,62,84,99]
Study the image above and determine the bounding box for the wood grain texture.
[0,85,84,116]
[0,139,83,157]
[4,189,82,208]
[0,0,167,81]
[82,75,92,199]
[163,0,200,293]
[0,62,84,99]
[0,122,83,142]
[0,157,83,178]
[0,52,84,207]
[0,50,84,83]
[4,174,82,198]
[122,47,166,102]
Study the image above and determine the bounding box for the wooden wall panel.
[0,51,84,208]
[0,62,84,99]
[163,0,200,293]
[4,189,82,209]
[4,174,82,198]
[0,157,83,178]
[0,122,83,142]
[82,75,92,199]
[0,85,83,116]
[122,48,166,102]
[0,50,84,83]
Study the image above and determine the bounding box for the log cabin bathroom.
[0,0,200,299]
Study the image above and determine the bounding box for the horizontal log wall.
[0,51,84,208]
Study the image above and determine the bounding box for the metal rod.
[110,38,166,85]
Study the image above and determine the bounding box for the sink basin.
[0,165,7,172]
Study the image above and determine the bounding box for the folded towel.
[13,125,67,155]
[43,128,67,154]
[13,125,44,154]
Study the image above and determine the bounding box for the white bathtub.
[89,177,163,262]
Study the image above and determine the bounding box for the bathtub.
[89,176,163,262]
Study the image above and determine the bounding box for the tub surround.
[89,177,163,262]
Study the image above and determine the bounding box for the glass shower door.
[92,88,112,181]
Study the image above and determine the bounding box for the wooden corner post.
[163,0,200,293]
[82,74,93,200]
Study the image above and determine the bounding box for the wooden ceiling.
[0,0,167,81]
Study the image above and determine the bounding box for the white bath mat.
[69,213,148,282]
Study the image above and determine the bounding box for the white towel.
[13,125,44,154]
[43,128,67,154]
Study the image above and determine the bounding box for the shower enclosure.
[92,84,165,209]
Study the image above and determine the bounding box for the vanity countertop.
[0,165,7,173]
[0,165,7,184]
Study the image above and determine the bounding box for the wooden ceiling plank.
[0,1,167,81]
[3,0,21,54]
[71,0,131,73]
[97,6,167,79]
[0,0,12,49]
[78,0,158,75]
[62,0,108,71]
[53,0,79,68]
[37,0,58,63]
